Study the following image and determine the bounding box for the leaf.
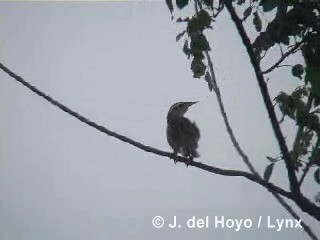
[292,64,304,79]
[260,0,278,12]
[275,92,296,120]
[176,0,189,9]
[305,66,320,104]
[291,86,308,99]
[177,17,189,22]
[202,0,213,9]
[191,58,206,78]
[315,168,320,184]
[253,12,262,32]
[264,163,275,181]
[183,40,191,58]
[237,0,245,5]
[197,10,211,28]
[188,9,211,34]
[176,31,186,42]
[242,7,252,21]
[252,32,274,56]
[190,33,211,52]
[266,156,278,163]
[204,71,214,91]
[166,0,174,13]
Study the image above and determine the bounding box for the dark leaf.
[291,86,308,99]
[166,0,174,13]
[305,66,320,105]
[204,71,214,91]
[260,0,278,12]
[315,168,320,184]
[202,0,213,9]
[292,64,304,79]
[187,9,211,34]
[264,163,275,181]
[176,31,186,42]
[266,156,278,163]
[176,0,189,9]
[253,12,262,32]
[252,32,274,56]
[190,33,211,52]
[191,58,206,78]
[237,0,245,5]
[243,7,252,21]
[312,147,320,167]
[183,40,191,58]
[177,17,189,22]
[275,92,296,120]
[197,10,211,28]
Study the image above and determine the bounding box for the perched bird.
[166,101,200,164]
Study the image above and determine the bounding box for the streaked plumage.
[166,102,200,163]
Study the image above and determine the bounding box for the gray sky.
[0,2,319,240]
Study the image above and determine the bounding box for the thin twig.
[262,40,306,74]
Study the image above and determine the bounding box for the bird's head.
[167,101,198,117]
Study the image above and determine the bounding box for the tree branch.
[262,40,306,74]
[205,51,319,240]
[224,1,320,222]
[205,47,319,240]
[193,2,318,238]
[0,61,292,199]
[224,0,300,195]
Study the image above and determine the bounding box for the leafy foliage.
[171,5,214,87]
[166,0,320,196]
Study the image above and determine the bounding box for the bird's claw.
[185,157,193,167]
[170,153,178,164]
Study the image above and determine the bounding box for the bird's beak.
[187,101,198,107]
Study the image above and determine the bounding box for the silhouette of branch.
[0,61,292,199]
[262,39,306,74]
[224,0,300,196]
[224,1,320,223]
[190,2,318,238]
[206,51,319,240]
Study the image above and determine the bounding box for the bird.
[166,101,200,165]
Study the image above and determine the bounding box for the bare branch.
[262,39,306,74]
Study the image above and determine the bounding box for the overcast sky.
[0,2,319,240]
